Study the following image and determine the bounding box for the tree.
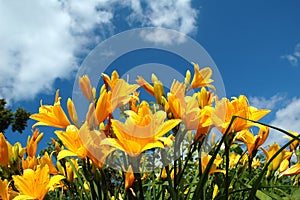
[0,99,30,134]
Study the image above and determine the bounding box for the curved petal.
[155,119,181,137]
[57,150,78,160]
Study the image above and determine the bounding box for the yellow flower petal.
[57,150,79,160]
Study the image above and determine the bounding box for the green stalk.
[161,149,177,199]
[66,157,90,199]
[130,156,144,200]
[192,116,237,200]
[225,143,230,200]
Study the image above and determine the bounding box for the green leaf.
[292,187,300,199]
[256,190,272,200]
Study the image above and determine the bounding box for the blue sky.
[1,0,300,149]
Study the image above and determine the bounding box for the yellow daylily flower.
[229,152,241,169]
[159,166,177,180]
[67,98,79,126]
[167,81,212,140]
[40,152,58,175]
[196,87,215,109]
[26,129,44,157]
[55,125,88,160]
[65,158,79,183]
[79,75,93,102]
[281,162,300,176]
[168,81,199,129]
[262,143,282,172]
[102,70,120,90]
[152,74,165,104]
[201,152,225,174]
[0,179,9,200]
[195,107,213,141]
[30,90,71,129]
[262,143,292,173]
[212,95,270,134]
[13,165,65,200]
[125,166,135,190]
[236,125,269,157]
[101,101,181,157]
[79,122,115,168]
[285,131,299,151]
[129,91,140,113]
[95,86,112,124]
[111,79,140,111]
[190,62,215,90]
[212,184,219,200]
[0,133,8,167]
[136,74,167,104]
[252,158,261,168]
[22,156,38,170]
[136,76,155,96]
[184,70,191,85]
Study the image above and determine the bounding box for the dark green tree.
[0,99,30,134]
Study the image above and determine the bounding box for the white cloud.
[0,0,199,102]
[264,98,300,146]
[249,94,285,110]
[281,43,300,67]
[129,0,198,44]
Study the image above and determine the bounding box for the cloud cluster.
[249,94,285,110]
[281,43,300,67]
[249,94,300,147]
[265,98,300,146]
[0,0,198,102]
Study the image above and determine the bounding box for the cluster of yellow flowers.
[0,63,299,199]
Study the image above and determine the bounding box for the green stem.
[130,156,144,200]
[192,116,237,200]
[225,143,230,200]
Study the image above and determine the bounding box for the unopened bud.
[79,75,93,101]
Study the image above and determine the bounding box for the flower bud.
[0,133,8,167]
[79,75,93,101]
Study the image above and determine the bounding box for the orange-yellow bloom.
[125,166,135,190]
[0,133,8,167]
[79,75,93,102]
[190,62,215,90]
[13,165,64,200]
[212,96,270,134]
[30,90,71,129]
[102,101,181,157]
[167,81,212,140]
[201,152,225,174]
[102,70,120,90]
[95,86,112,124]
[281,162,300,176]
[22,156,38,170]
[136,76,155,96]
[285,131,300,151]
[0,179,9,200]
[159,166,177,180]
[262,143,293,172]
[55,125,88,160]
[212,184,219,200]
[236,125,269,157]
[67,98,79,126]
[197,87,215,109]
[79,122,114,168]
[111,79,140,111]
[40,152,58,175]
[65,158,79,183]
[26,129,44,157]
